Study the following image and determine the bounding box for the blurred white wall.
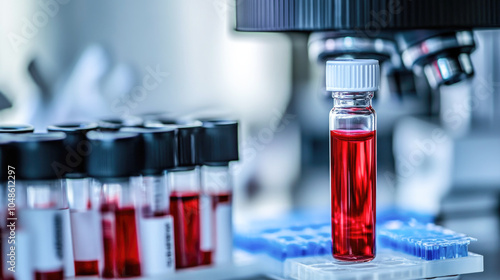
[0,0,297,215]
[0,0,292,127]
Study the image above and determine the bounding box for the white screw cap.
[326,59,380,92]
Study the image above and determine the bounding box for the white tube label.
[139,215,175,275]
[200,194,213,251]
[71,211,101,262]
[214,203,232,264]
[19,209,64,272]
[3,229,31,280]
[61,208,75,277]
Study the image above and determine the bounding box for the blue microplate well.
[235,209,475,261]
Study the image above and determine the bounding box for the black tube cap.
[10,133,67,180]
[201,120,239,165]
[86,131,143,179]
[121,125,177,175]
[0,124,34,134]
[0,135,13,182]
[47,122,99,177]
[146,119,202,168]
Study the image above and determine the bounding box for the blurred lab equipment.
[235,0,500,222]
[234,210,481,279]
[235,1,500,278]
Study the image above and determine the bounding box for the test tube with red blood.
[199,120,239,265]
[48,122,100,276]
[120,125,177,275]
[146,119,205,269]
[86,131,144,278]
[12,133,69,280]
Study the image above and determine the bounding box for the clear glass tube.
[97,178,142,278]
[140,175,170,217]
[169,168,202,269]
[66,177,101,276]
[329,91,377,262]
[138,174,175,275]
[17,179,68,280]
[201,165,233,265]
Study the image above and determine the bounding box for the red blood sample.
[101,206,142,278]
[74,260,99,276]
[212,193,231,207]
[330,130,376,262]
[34,270,64,280]
[71,210,100,276]
[200,251,212,266]
[169,192,201,269]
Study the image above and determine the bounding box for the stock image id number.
[7,165,15,209]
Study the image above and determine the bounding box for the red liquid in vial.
[200,251,212,266]
[101,206,142,278]
[34,270,64,280]
[330,130,376,262]
[212,193,231,207]
[170,192,201,269]
[74,260,99,276]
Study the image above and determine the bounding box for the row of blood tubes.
[0,117,239,279]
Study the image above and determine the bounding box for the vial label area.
[1,227,5,280]
[70,211,101,276]
[200,194,213,265]
[330,130,376,262]
[60,209,75,277]
[170,192,201,269]
[139,215,175,275]
[101,207,142,278]
[3,229,31,280]
[213,193,232,264]
[19,209,65,278]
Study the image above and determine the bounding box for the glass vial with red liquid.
[327,59,379,262]
[12,133,70,280]
[147,120,205,269]
[86,131,143,278]
[48,123,100,276]
[121,125,177,275]
[200,120,239,265]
